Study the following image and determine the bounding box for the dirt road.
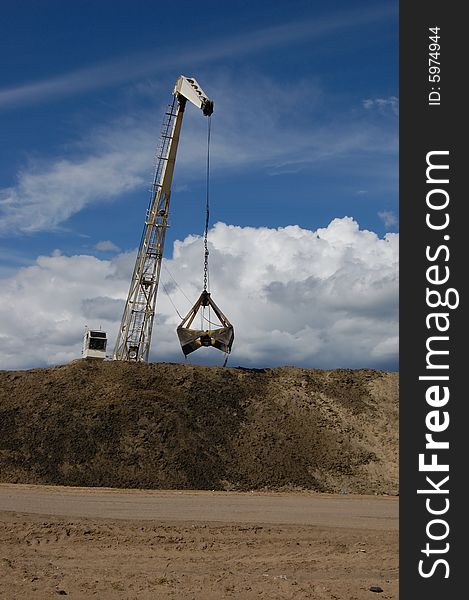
[0,485,398,599]
[0,484,397,529]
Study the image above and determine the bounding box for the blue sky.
[0,0,398,370]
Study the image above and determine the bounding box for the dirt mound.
[0,361,398,494]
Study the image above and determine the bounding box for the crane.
[113,76,214,362]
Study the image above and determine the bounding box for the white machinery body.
[83,329,107,359]
[113,75,213,362]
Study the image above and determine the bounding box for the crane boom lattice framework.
[113,76,214,362]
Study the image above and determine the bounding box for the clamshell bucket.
[177,290,234,356]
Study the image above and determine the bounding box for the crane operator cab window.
[89,337,106,351]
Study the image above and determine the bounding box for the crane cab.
[82,329,107,360]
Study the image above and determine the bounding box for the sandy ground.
[0,485,398,599]
[0,363,399,495]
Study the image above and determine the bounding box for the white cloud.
[0,4,396,110]
[0,115,153,235]
[94,240,121,252]
[0,217,398,371]
[378,210,398,228]
[363,96,399,116]
[0,74,397,236]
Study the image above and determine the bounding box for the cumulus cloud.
[0,218,398,371]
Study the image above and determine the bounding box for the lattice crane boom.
[113,76,213,362]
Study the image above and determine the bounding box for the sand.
[0,485,398,599]
[0,361,399,495]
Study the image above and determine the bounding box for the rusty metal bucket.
[176,290,234,356]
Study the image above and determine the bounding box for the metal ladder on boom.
[113,76,214,362]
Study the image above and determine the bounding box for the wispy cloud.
[363,96,399,116]
[94,240,121,252]
[0,123,150,234]
[0,4,396,110]
[0,74,398,236]
[378,210,398,228]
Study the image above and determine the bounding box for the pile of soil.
[0,361,398,494]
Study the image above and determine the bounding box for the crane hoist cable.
[176,114,234,361]
[113,76,215,363]
[202,116,211,331]
[160,280,185,321]
[162,262,193,306]
[203,115,211,294]
[161,123,228,335]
